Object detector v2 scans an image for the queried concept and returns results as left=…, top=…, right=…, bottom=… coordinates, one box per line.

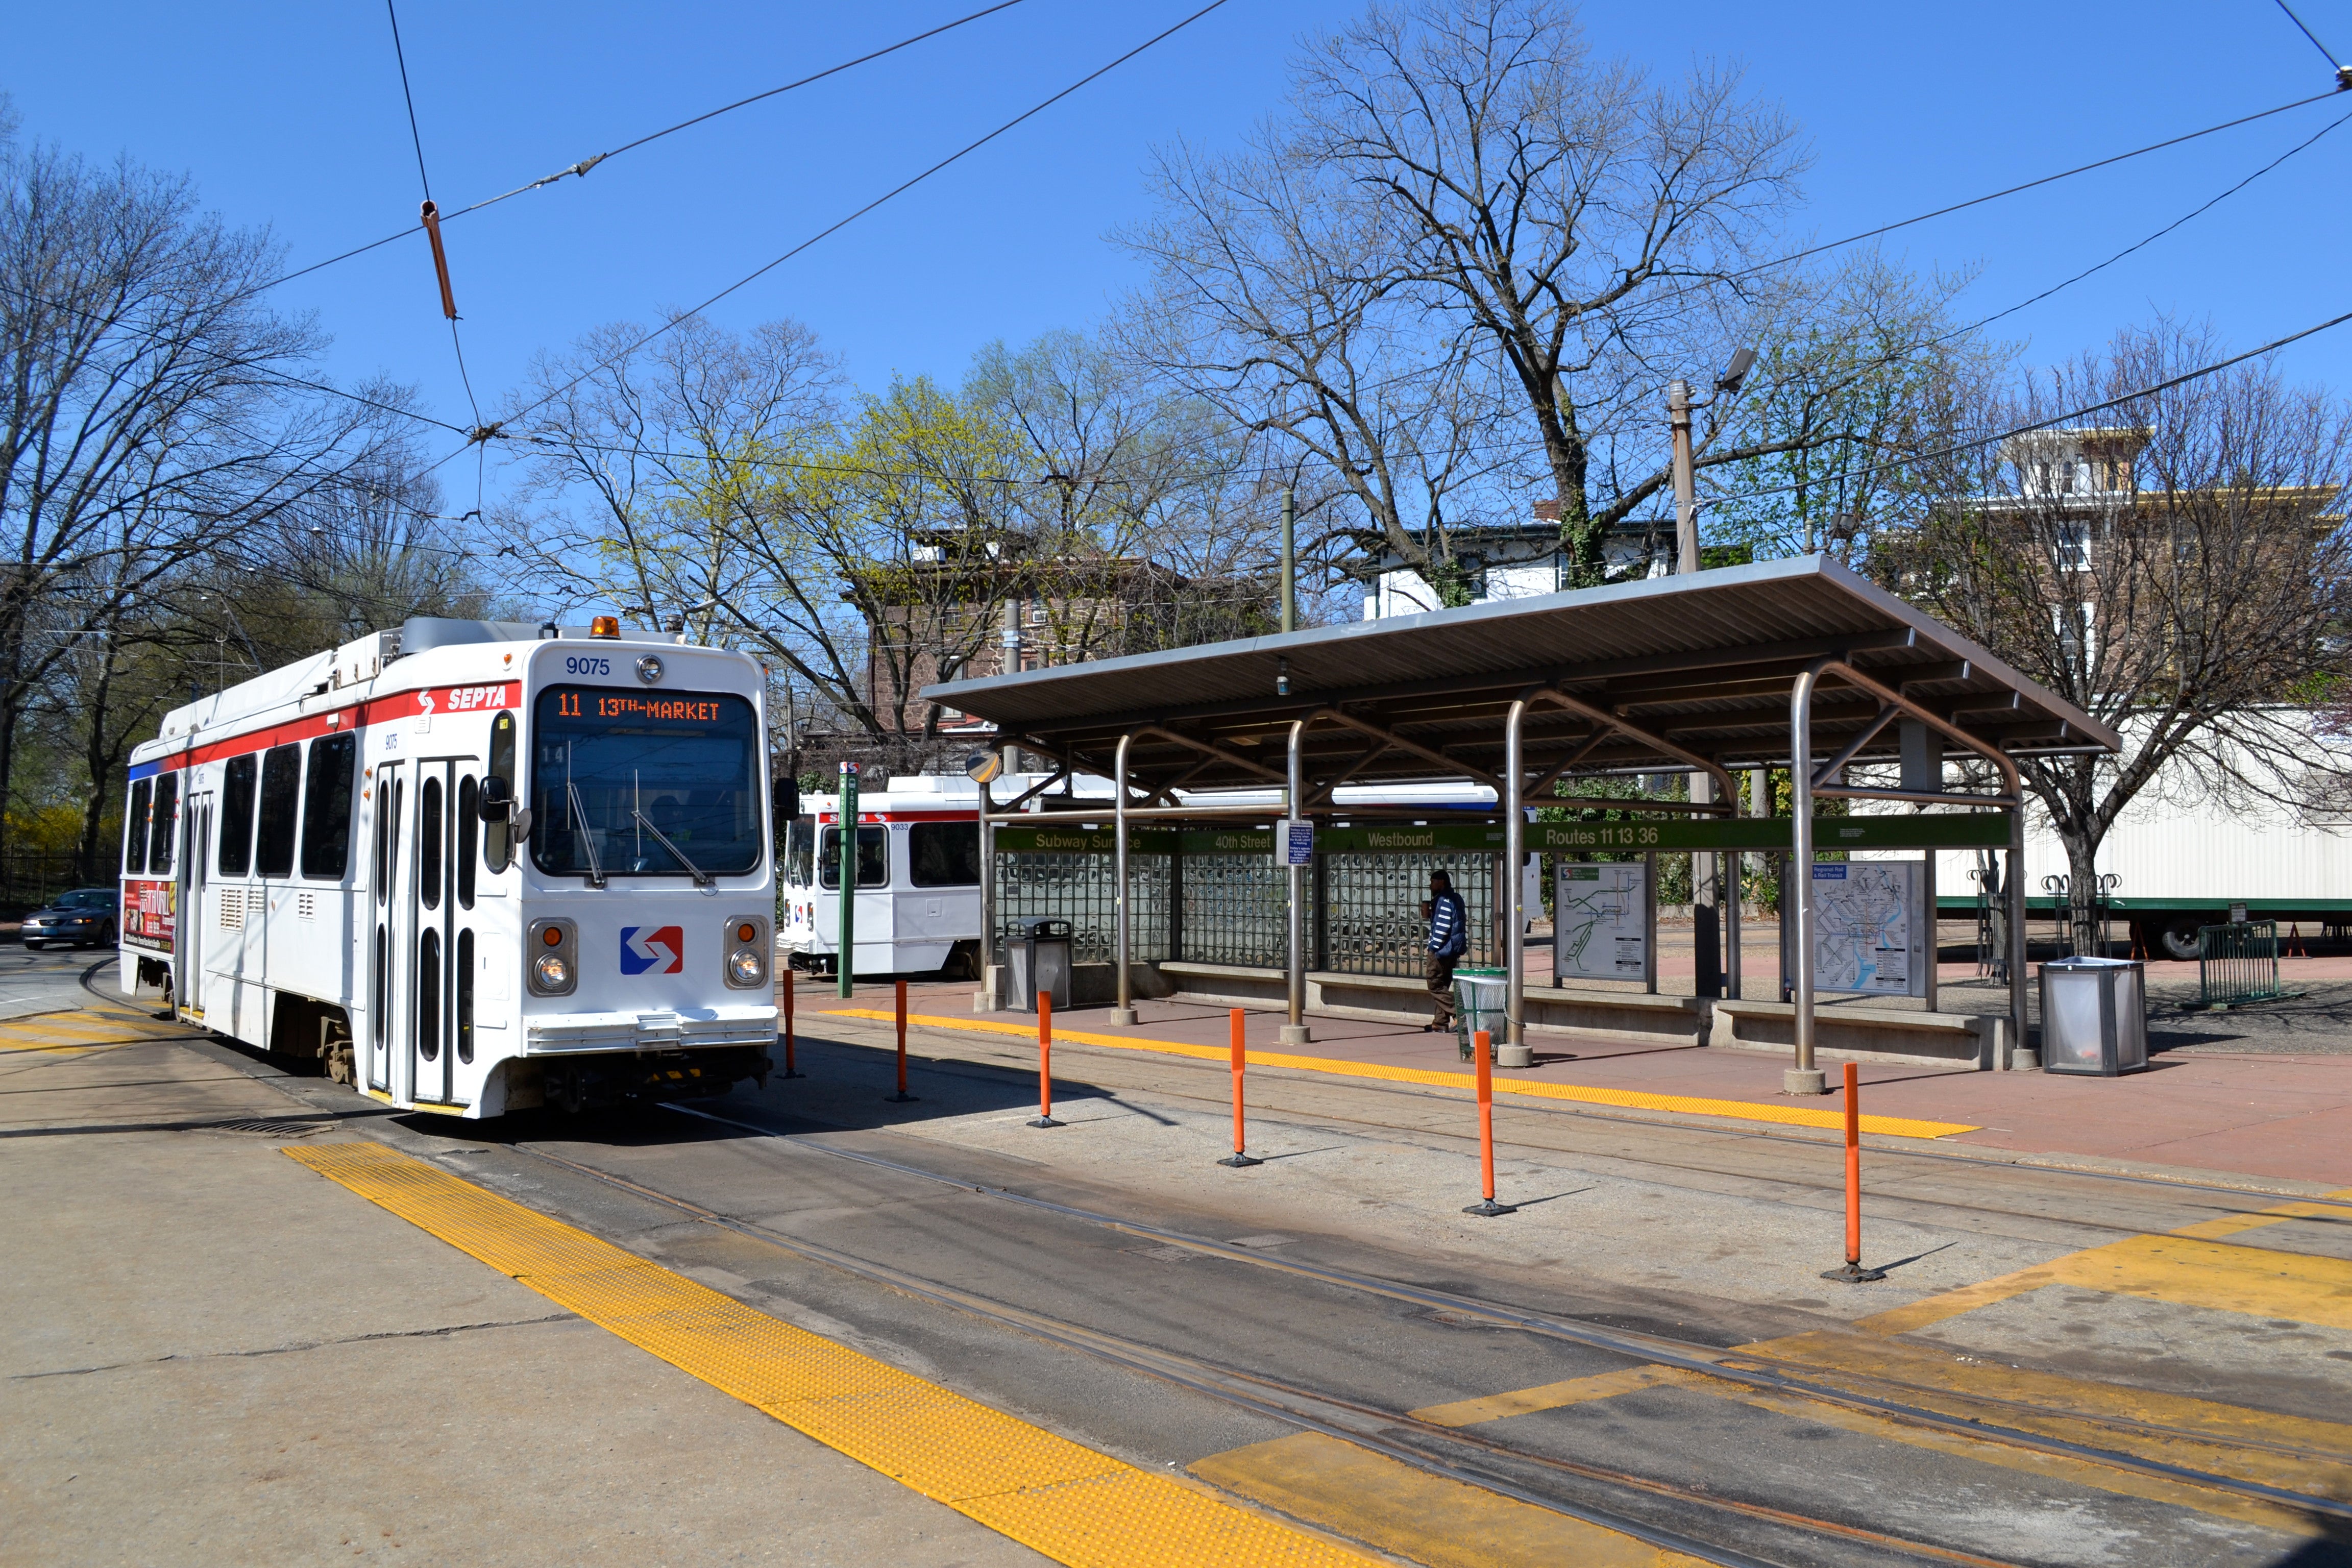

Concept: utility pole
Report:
left=1280, top=487, right=1297, bottom=635
left=1670, top=378, right=1721, bottom=999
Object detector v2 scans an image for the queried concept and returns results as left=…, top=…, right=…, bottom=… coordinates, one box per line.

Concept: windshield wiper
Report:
left=632, top=807, right=713, bottom=888
left=567, top=782, right=607, bottom=888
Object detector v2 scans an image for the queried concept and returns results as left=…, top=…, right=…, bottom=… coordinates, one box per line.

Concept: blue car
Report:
left=21, top=888, right=120, bottom=950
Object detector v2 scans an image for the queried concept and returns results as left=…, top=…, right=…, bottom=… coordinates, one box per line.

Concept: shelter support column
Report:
left=1113, top=733, right=1137, bottom=1025
left=2008, top=806, right=2031, bottom=1068
left=1500, top=697, right=1532, bottom=1068
left=1282, top=720, right=1311, bottom=1045
left=1787, top=664, right=1828, bottom=1095
left=977, top=774, right=998, bottom=1011
left=1693, top=772, right=1721, bottom=999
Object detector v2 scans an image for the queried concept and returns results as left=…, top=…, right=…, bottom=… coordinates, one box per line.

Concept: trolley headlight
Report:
left=722, top=914, right=770, bottom=988
left=527, top=918, right=578, bottom=995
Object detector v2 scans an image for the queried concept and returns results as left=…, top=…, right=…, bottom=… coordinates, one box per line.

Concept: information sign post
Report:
left=836, top=762, right=857, bottom=999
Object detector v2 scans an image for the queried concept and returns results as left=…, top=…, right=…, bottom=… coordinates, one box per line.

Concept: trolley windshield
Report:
left=530, top=685, right=763, bottom=879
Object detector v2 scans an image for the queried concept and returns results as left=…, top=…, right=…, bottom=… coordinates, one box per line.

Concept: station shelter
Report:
left=924, top=556, right=2119, bottom=1092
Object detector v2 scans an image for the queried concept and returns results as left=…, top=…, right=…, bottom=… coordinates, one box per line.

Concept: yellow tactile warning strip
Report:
left=821, top=1008, right=1980, bottom=1139
left=282, top=1142, right=1380, bottom=1568
left=1191, top=1431, right=1708, bottom=1567
left=0, top=1006, right=193, bottom=1055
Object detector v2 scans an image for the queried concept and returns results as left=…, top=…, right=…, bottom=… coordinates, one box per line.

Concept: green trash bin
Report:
left=1453, top=967, right=1508, bottom=1061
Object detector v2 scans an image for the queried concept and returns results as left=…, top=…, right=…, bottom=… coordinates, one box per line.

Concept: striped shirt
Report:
left=1427, top=890, right=1467, bottom=956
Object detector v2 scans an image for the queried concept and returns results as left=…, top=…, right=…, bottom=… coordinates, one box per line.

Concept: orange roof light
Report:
left=590, top=616, right=621, bottom=640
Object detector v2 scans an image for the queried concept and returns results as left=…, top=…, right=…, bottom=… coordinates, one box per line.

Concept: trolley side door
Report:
left=410, top=760, right=457, bottom=1107
left=369, top=765, right=405, bottom=1095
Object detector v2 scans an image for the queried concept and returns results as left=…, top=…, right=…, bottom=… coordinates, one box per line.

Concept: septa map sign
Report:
left=1795, top=860, right=1928, bottom=997
left=1553, top=862, right=1647, bottom=982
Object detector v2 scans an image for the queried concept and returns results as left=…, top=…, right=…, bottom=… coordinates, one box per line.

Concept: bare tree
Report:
left=498, top=311, right=843, bottom=644
left=1131, top=0, right=1919, bottom=591
left=1875, top=320, right=2352, bottom=952
left=0, top=111, right=400, bottom=858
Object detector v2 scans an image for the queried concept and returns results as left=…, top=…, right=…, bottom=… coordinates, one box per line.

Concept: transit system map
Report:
left=1553, top=862, right=1648, bottom=982
left=1806, top=861, right=1923, bottom=996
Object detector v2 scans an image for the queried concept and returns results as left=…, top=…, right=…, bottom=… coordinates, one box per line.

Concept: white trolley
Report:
left=119, top=617, right=778, bottom=1117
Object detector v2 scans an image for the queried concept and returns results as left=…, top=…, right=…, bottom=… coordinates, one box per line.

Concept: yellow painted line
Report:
left=1407, top=1344, right=2344, bottom=1531
left=1736, top=1330, right=2352, bottom=1485
left=1853, top=1175, right=2352, bottom=1335
left=2168, top=1200, right=2352, bottom=1240
left=1191, top=1431, right=1707, bottom=1567
left=0, top=1043, right=90, bottom=1056
left=1410, top=1366, right=1685, bottom=1428
left=822, top=1009, right=1979, bottom=1140
left=284, top=1142, right=1376, bottom=1568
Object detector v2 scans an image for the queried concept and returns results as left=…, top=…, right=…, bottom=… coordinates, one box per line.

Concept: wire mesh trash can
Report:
left=1012, top=919, right=1073, bottom=1014
left=1453, top=967, right=1508, bottom=1061
left=2038, top=957, right=2148, bottom=1075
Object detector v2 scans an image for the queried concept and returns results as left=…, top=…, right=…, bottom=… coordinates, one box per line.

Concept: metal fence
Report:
left=993, top=844, right=1498, bottom=976
left=2196, top=921, right=2290, bottom=1010
left=995, top=851, right=1171, bottom=965
left=1322, top=851, right=1498, bottom=976
left=0, top=854, right=93, bottom=915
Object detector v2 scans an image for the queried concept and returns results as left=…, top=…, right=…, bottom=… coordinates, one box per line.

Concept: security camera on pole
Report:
left=1669, top=349, right=1754, bottom=1004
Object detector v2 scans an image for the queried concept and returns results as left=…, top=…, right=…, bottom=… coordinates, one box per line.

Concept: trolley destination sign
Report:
left=992, top=813, right=2012, bottom=857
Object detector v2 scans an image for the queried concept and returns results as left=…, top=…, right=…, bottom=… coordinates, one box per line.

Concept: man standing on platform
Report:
left=1422, top=869, right=1467, bottom=1033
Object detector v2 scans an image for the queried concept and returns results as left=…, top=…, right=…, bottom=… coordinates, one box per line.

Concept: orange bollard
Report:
left=1822, top=1062, right=1883, bottom=1282
left=884, top=978, right=917, bottom=1103
left=1218, top=1008, right=1260, bottom=1167
left=1463, top=1028, right=1513, bottom=1216
left=778, top=967, right=803, bottom=1079
left=1028, top=991, right=1061, bottom=1127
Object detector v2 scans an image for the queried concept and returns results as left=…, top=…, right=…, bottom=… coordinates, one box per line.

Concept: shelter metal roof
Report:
left=924, top=556, right=2118, bottom=800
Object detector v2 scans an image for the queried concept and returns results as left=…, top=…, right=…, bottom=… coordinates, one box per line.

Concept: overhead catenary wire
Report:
left=1702, top=305, right=2352, bottom=507
left=479, top=0, right=1237, bottom=447
left=2273, top=0, right=2346, bottom=72
left=255, top=1, right=1036, bottom=299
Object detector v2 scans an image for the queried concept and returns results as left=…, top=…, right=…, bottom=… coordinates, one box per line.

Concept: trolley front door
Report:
left=179, top=795, right=212, bottom=1023
left=368, top=765, right=405, bottom=1095
left=408, top=761, right=459, bottom=1107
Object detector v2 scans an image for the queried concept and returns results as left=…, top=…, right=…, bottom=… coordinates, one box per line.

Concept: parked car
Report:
left=21, top=888, right=119, bottom=950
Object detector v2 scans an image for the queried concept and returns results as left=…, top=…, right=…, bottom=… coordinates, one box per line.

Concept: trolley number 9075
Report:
left=562, top=655, right=611, bottom=677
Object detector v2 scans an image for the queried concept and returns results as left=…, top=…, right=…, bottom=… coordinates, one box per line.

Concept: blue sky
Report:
left=9, top=0, right=2350, bottom=483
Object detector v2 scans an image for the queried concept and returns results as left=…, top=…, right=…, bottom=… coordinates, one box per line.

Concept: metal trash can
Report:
left=2038, top=956, right=2148, bottom=1075
left=1011, top=919, right=1073, bottom=1014
left=1452, top=967, right=1508, bottom=1061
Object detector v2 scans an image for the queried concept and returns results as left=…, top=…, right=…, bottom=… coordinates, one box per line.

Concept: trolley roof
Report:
left=924, top=555, right=2118, bottom=795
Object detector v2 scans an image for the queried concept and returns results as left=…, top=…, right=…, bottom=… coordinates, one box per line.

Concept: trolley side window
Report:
left=455, top=776, right=478, bottom=908
left=254, top=745, right=302, bottom=877
left=817, top=825, right=888, bottom=888
left=299, top=733, right=357, bottom=879
left=784, top=817, right=814, bottom=887
left=123, top=778, right=152, bottom=875
left=147, top=772, right=180, bottom=876
left=217, top=755, right=258, bottom=876
left=908, top=821, right=980, bottom=887
left=484, top=712, right=515, bottom=873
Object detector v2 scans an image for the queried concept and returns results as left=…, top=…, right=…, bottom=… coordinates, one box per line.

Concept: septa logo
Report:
left=620, top=925, right=684, bottom=975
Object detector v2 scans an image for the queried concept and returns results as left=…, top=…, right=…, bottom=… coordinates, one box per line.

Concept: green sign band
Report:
left=994, top=813, right=2012, bottom=856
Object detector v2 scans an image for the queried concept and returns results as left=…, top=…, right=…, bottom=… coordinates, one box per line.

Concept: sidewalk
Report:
left=0, top=1021, right=1048, bottom=1567
left=844, top=976, right=2352, bottom=1188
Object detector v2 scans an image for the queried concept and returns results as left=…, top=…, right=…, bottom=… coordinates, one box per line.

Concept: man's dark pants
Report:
left=1426, top=950, right=1459, bottom=1029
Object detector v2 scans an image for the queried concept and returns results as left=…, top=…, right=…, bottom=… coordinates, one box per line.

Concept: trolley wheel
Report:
left=2160, top=916, right=2207, bottom=962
